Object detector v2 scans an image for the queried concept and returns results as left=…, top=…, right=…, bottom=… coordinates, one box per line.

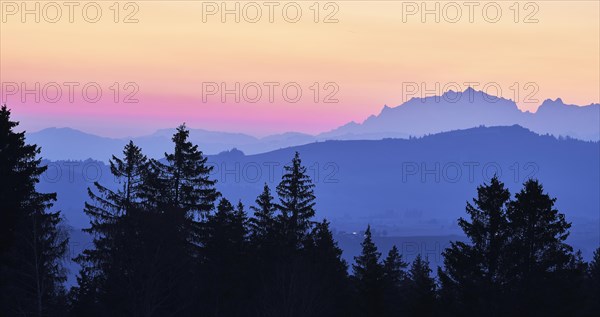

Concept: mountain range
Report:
left=27, top=88, right=599, bottom=161
left=322, top=88, right=599, bottom=141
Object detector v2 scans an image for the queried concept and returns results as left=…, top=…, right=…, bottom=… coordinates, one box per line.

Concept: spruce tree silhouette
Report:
left=276, top=151, right=316, bottom=250
left=305, top=219, right=350, bottom=317
left=382, top=245, right=408, bottom=317
left=71, top=141, right=161, bottom=316
left=352, top=225, right=384, bottom=317
left=439, top=176, right=511, bottom=317
left=254, top=152, right=324, bottom=317
left=148, top=124, right=221, bottom=315
left=249, top=183, right=278, bottom=250
left=247, top=184, right=281, bottom=316
left=72, top=126, right=222, bottom=316
left=0, top=105, right=68, bottom=316
left=201, top=198, right=250, bottom=317
left=440, top=177, right=586, bottom=317
left=406, top=255, right=436, bottom=317
left=156, top=124, right=220, bottom=217
left=585, top=248, right=600, bottom=313
left=505, top=179, right=579, bottom=316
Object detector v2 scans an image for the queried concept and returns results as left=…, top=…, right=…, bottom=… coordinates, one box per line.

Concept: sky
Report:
left=1, top=0, right=599, bottom=137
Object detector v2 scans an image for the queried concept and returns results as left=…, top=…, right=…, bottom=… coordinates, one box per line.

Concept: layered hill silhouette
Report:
left=320, top=88, right=599, bottom=141
left=27, top=127, right=317, bottom=161
left=28, top=88, right=599, bottom=161
left=37, top=125, right=599, bottom=259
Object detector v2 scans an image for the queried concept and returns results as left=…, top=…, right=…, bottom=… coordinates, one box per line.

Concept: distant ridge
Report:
left=320, top=88, right=599, bottom=141
left=27, top=88, right=599, bottom=161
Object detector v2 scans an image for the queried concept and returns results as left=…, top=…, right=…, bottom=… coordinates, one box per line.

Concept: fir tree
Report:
left=276, top=151, right=316, bottom=249
left=72, top=141, right=152, bottom=315
left=352, top=225, right=384, bottom=317
left=157, top=124, right=219, bottom=218
left=254, top=153, right=322, bottom=317
left=585, top=248, right=600, bottom=313
left=249, top=183, right=278, bottom=249
left=439, top=176, right=510, bottom=316
left=201, top=198, right=250, bottom=317
left=306, top=220, right=350, bottom=317
left=0, top=105, right=68, bottom=316
left=382, top=245, right=408, bottom=317
left=505, top=179, right=577, bottom=316
left=158, top=125, right=222, bottom=314
left=383, top=245, right=408, bottom=290
left=310, top=220, right=347, bottom=277
left=589, top=247, right=600, bottom=288
left=110, top=141, right=149, bottom=209
left=406, top=255, right=436, bottom=317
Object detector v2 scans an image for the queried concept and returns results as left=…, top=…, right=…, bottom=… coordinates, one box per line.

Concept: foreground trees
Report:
left=69, top=126, right=349, bottom=317
left=71, top=125, right=221, bottom=316
left=439, top=177, right=589, bottom=317
left=2, top=107, right=599, bottom=316
left=438, top=176, right=511, bottom=316
left=0, top=106, right=68, bottom=316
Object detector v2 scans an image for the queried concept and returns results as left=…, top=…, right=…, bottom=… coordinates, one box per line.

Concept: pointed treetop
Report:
left=383, top=245, right=408, bottom=282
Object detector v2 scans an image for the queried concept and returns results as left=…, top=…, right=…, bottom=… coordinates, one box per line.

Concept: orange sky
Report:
left=1, top=1, right=599, bottom=137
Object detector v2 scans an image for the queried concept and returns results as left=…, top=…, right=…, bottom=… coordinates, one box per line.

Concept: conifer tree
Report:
left=249, top=183, right=278, bottom=249
left=155, top=125, right=221, bottom=314
left=72, top=141, right=151, bottom=315
left=589, top=247, right=600, bottom=288
left=0, top=105, right=68, bottom=316
left=406, top=255, right=436, bottom=317
left=276, top=151, right=316, bottom=249
left=201, top=198, right=250, bottom=317
left=254, top=152, right=322, bottom=317
left=247, top=185, right=280, bottom=316
left=157, top=124, right=219, bottom=218
left=305, top=220, right=350, bottom=317
left=382, top=245, right=408, bottom=317
left=504, top=179, right=577, bottom=316
left=439, top=176, right=510, bottom=316
left=80, top=140, right=148, bottom=259
left=234, top=201, right=249, bottom=246
left=585, top=248, right=600, bottom=313
left=352, top=225, right=384, bottom=317
left=383, top=245, right=408, bottom=290
left=310, top=220, right=347, bottom=277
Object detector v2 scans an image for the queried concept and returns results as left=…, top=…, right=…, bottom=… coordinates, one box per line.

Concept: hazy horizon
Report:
left=10, top=90, right=599, bottom=139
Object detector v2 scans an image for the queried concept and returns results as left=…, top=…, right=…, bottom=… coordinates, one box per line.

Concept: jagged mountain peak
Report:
left=322, top=89, right=598, bottom=141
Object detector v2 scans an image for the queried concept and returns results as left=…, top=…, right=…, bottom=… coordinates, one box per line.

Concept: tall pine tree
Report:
left=71, top=141, right=153, bottom=316
left=505, top=179, right=578, bottom=316
left=276, top=151, right=316, bottom=250
left=249, top=183, right=278, bottom=250
left=382, top=245, right=408, bottom=317
left=439, top=176, right=511, bottom=317
left=584, top=248, right=600, bottom=314
left=157, top=124, right=219, bottom=218
left=200, top=198, right=249, bottom=317
left=254, top=152, right=323, bottom=317
left=406, top=255, right=436, bottom=317
left=0, top=105, right=68, bottom=316
left=152, top=124, right=221, bottom=314
left=352, top=226, right=384, bottom=317
left=305, top=220, right=350, bottom=317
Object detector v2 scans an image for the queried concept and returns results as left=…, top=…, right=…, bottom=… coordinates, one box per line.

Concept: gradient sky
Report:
left=1, top=0, right=599, bottom=137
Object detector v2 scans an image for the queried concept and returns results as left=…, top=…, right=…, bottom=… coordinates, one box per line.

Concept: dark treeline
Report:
left=1, top=105, right=599, bottom=317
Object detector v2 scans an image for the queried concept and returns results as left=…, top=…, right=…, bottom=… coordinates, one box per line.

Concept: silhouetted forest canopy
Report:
left=1, top=105, right=599, bottom=316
